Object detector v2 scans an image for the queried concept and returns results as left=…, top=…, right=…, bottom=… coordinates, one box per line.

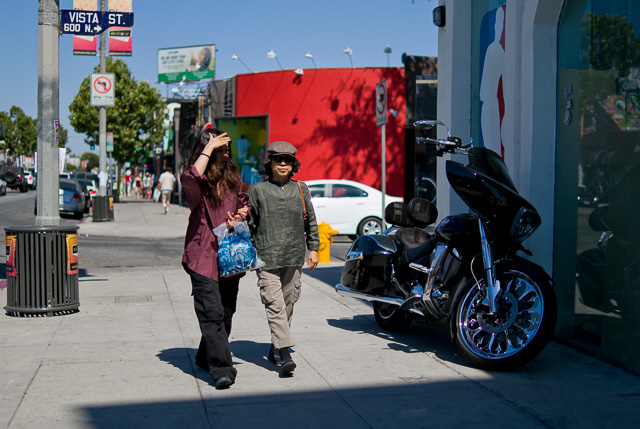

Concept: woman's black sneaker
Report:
left=215, top=375, right=234, bottom=389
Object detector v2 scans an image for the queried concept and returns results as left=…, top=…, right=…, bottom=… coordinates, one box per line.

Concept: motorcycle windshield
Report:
left=446, top=147, right=539, bottom=227
left=467, top=147, right=517, bottom=192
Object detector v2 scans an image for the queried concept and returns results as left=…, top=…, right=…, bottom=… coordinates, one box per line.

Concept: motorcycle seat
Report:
left=395, top=227, right=432, bottom=265
left=384, top=198, right=437, bottom=228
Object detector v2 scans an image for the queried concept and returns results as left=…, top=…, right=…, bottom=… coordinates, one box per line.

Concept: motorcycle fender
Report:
left=447, top=257, right=553, bottom=342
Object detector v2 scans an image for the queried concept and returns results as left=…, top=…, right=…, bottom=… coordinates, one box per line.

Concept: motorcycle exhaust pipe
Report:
left=335, top=284, right=404, bottom=306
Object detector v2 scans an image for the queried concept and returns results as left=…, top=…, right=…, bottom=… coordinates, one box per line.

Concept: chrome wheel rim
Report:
left=362, top=220, right=381, bottom=235
left=457, top=271, right=544, bottom=359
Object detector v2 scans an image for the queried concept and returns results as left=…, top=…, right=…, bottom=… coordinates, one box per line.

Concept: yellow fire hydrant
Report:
left=318, top=222, right=339, bottom=263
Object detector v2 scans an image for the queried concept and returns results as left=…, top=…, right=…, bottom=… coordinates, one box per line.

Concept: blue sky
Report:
left=0, top=0, right=439, bottom=156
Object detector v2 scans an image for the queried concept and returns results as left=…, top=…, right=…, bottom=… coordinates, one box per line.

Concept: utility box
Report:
left=4, top=225, right=80, bottom=316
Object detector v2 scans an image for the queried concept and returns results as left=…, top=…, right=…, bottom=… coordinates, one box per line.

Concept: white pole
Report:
left=381, top=124, right=386, bottom=231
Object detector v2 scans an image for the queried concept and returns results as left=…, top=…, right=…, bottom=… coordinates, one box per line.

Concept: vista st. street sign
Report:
left=59, top=10, right=134, bottom=35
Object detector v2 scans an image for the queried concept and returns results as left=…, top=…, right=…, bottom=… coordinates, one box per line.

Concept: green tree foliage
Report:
left=80, top=152, right=99, bottom=171
left=0, top=106, right=36, bottom=156
left=69, top=58, right=167, bottom=165
left=0, top=107, right=68, bottom=157
left=581, top=12, right=640, bottom=76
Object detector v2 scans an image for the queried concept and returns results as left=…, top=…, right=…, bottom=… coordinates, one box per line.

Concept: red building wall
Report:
left=235, top=67, right=406, bottom=197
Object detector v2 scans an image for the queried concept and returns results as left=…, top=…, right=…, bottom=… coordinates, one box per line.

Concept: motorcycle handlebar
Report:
left=414, top=119, right=473, bottom=156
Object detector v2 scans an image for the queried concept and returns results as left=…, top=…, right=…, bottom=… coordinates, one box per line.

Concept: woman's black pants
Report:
left=189, top=270, right=239, bottom=382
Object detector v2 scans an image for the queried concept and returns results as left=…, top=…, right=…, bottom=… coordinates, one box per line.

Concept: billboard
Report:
left=72, top=0, right=97, bottom=55
left=108, top=0, right=133, bottom=56
left=158, top=45, right=215, bottom=82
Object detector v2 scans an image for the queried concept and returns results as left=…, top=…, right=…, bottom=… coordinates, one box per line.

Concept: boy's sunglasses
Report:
left=271, top=155, right=295, bottom=164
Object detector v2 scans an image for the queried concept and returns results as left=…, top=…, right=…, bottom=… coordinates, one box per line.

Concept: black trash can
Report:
left=92, top=195, right=114, bottom=222
left=4, top=225, right=80, bottom=316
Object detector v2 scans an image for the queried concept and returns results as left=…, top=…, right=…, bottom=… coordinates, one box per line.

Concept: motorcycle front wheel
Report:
left=453, top=264, right=557, bottom=370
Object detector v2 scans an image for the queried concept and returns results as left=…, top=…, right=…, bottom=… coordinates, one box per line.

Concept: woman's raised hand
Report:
left=207, top=132, right=231, bottom=152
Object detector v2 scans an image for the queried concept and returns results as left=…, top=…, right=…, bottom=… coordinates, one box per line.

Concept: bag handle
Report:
left=297, top=182, right=308, bottom=221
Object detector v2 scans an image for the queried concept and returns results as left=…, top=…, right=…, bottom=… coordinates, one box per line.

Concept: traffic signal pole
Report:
left=36, top=0, right=60, bottom=226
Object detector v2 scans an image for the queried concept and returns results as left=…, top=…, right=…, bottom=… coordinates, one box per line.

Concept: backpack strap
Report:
left=297, top=181, right=308, bottom=221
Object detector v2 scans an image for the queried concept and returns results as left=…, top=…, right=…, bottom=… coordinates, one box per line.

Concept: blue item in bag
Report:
left=213, top=220, right=265, bottom=278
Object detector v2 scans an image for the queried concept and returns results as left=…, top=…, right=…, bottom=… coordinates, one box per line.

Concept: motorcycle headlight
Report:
left=511, top=207, right=541, bottom=243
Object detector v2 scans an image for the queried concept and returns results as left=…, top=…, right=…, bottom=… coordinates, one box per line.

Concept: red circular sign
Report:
left=93, top=76, right=112, bottom=94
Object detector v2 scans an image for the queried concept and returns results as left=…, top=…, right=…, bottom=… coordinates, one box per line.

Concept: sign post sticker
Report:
left=376, top=80, right=387, bottom=127
left=91, top=73, right=115, bottom=107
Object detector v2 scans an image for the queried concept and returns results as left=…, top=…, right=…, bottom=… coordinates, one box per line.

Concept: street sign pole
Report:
left=376, top=81, right=387, bottom=231
left=98, top=0, right=107, bottom=197
left=36, top=0, right=60, bottom=226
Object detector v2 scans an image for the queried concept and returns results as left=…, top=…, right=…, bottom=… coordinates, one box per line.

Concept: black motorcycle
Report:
left=336, top=120, right=557, bottom=370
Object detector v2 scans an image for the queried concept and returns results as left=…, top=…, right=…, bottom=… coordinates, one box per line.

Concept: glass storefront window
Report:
left=556, top=0, right=640, bottom=371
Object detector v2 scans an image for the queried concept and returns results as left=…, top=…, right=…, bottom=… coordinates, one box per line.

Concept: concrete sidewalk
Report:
left=1, top=198, right=640, bottom=428
left=77, top=196, right=190, bottom=240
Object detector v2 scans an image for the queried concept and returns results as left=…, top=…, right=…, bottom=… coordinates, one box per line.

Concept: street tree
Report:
left=69, top=58, right=167, bottom=166
left=80, top=151, right=99, bottom=171
left=0, top=106, right=68, bottom=160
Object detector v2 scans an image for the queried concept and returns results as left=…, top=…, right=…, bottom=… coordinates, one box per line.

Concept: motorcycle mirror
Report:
left=414, top=120, right=447, bottom=130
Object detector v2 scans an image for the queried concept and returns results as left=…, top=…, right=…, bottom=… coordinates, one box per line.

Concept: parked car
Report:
left=0, top=165, right=29, bottom=193
left=72, top=171, right=100, bottom=184
left=304, top=179, right=404, bottom=237
left=0, top=177, right=6, bottom=196
left=24, top=170, right=36, bottom=189
left=59, top=178, right=86, bottom=218
left=75, top=179, right=93, bottom=214
left=35, top=178, right=86, bottom=219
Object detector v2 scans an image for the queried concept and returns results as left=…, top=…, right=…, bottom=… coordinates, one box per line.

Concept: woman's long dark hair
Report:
left=188, top=126, right=239, bottom=207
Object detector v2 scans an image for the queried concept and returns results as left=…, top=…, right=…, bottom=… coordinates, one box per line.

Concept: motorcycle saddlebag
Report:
left=340, top=234, right=397, bottom=293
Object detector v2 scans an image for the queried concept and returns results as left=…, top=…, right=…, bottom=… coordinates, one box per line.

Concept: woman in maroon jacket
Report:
left=181, top=125, right=250, bottom=389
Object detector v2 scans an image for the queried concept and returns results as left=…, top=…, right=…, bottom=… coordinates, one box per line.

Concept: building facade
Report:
left=437, top=0, right=640, bottom=371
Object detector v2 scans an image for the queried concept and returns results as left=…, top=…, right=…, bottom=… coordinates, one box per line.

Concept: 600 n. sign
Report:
left=60, top=10, right=134, bottom=35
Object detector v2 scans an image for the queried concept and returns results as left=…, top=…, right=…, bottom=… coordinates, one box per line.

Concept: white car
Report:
left=24, top=170, right=36, bottom=189
left=304, top=179, right=403, bottom=237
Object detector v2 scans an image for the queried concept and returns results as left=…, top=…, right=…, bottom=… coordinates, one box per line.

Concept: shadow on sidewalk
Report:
left=327, top=313, right=468, bottom=366
left=156, top=347, right=215, bottom=386
left=156, top=341, right=283, bottom=382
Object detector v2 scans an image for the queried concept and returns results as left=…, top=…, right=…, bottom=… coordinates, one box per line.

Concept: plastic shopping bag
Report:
left=152, top=188, right=161, bottom=202
left=213, top=220, right=265, bottom=278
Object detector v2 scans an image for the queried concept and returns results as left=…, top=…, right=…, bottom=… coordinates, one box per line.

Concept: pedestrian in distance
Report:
left=248, top=141, right=320, bottom=375
left=134, top=173, right=143, bottom=199
left=142, top=172, right=152, bottom=200
left=181, top=125, right=250, bottom=389
left=158, top=167, right=176, bottom=214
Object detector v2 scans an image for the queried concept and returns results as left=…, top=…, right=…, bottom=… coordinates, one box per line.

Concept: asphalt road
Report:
left=0, top=190, right=353, bottom=271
